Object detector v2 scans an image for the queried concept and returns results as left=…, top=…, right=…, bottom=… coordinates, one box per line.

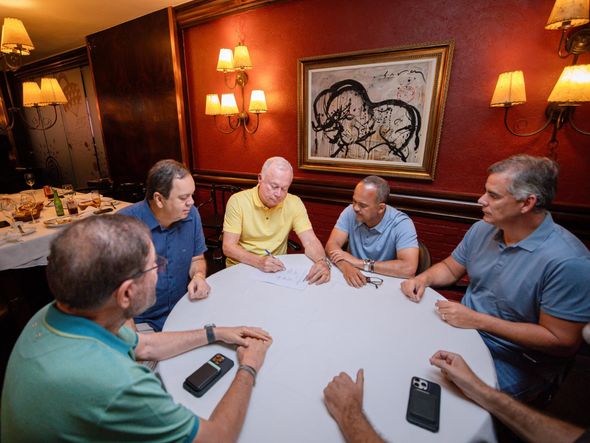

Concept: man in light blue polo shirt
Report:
left=119, top=159, right=209, bottom=331
left=326, top=175, right=419, bottom=287
left=1, top=215, right=272, bottom=442
left=401, top=155, right=590, bottom=403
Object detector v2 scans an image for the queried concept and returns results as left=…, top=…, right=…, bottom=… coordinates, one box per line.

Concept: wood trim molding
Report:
left=14, top=47, right=88, bottom=80
left=192, top=169, right=590, bottom=241
left=175, top=0, right=285, bottom=28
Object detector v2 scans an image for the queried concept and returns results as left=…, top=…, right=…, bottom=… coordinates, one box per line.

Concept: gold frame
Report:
left=298, top=41, right=454, bottom=180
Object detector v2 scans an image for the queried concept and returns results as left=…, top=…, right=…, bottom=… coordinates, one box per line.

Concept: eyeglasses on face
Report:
left=130, top=255, right=168, bottom=280
left=366, top=276, right=383, bottom=289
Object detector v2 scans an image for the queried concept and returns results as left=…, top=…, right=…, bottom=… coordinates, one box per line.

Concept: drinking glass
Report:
left=24, top=172, right=35, bottom=190
left=91, top=191, right=102, bottom=208
left=0, top=197, right=17, bottom=229
left=20, top=192, right=38, bottom=223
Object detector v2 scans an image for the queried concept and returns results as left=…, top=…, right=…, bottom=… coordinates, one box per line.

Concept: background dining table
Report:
left=160, top=254, right=499, bottom=443
left=0, top=189, right=130, bottom=271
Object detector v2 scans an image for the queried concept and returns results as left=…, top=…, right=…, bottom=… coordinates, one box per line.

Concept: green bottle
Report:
left=53, top=188, right=64, bottom=217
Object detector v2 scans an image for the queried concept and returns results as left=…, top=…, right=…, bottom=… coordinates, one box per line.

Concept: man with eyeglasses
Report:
left=119, top=159, right=209, bottom=332
left=222, top=156, right=330, bottom=284
left=1, top=215, right=273, bottom=442
left=325, top=175, right=419, bottom=288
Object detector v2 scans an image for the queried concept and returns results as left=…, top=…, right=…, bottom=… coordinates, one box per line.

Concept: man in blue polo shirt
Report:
left=119, top=159, right=209, bottom=331
left=401, top=155, right=590, bottom=403
left=325, top=175, right=419, bottom=287
left=1, top=215, right=272, bottom=442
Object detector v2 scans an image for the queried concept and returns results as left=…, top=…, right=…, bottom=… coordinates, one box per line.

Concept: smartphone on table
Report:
left=183, top=353, right=234, bottom=398
left=406, top=376, right=441, bottom=432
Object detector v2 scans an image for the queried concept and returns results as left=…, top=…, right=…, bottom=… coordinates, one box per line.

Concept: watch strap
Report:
left=205, top=324, right=216, bottom=344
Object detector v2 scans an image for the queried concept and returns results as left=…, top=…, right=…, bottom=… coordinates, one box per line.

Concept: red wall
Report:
left=184, top=0, right=590, bottom=206
left=185, top=0, right=590, bottom=264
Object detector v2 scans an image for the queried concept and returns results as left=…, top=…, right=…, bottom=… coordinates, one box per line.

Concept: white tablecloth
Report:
left=0, top=189, right=130, bottom=271
left=160, top=254, right=498, bottom=443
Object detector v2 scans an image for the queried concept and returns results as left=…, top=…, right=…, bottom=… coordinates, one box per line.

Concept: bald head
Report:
left=257, top=157, right=293, bottom=208
left=260, top=156, right=293, bottom=179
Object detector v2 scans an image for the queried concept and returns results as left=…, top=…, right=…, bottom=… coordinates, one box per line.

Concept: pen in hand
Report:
left=264, top=249, right=274, bottom=258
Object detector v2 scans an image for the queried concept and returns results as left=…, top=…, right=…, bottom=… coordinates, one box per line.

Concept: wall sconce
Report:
left=545, top=0, right=590, bottom=61
left=0, top=17, right=68, bottom=134
left=205, top=43, right=267, bottom=134
left=491, top=0, right=589, bottom=145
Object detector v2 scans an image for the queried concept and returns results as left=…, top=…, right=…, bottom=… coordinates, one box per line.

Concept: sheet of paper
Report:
left=252, top=266, right=309, bottom=290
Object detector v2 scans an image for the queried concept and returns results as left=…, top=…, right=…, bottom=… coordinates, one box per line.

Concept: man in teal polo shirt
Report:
left=1, top=215, right=272, bottom=442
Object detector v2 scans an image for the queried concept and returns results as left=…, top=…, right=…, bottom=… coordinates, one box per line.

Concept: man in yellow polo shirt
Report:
left=222, top=156, right=330, bottom=284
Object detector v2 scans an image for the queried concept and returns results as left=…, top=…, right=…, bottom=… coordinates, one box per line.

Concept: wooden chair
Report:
left=416, top=240, right=432, bottom=274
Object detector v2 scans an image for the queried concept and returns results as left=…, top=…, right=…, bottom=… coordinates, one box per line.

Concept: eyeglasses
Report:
left=130, top=255, right=168, bottom=280
left=366, top=276, right=383, bottom=289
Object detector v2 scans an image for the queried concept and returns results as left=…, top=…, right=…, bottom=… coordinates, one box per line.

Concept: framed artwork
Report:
left=298, top=41, right=454, bottom=180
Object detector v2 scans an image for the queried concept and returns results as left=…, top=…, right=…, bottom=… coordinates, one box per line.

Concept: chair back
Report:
left=417, top=240, right=432, bottom=274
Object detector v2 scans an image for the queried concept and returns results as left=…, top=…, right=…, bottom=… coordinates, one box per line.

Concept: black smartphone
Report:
left=183, top=353, right=234, bottom=398
left=406, top=376, right=441, bottom=432
left=94, top=208, right=113, bottom=215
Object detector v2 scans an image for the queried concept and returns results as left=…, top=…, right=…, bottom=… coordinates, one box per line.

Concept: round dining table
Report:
left=160, top=254, right=498, bottom=443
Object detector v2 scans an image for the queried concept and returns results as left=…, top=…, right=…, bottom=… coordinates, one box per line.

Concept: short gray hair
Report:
left=361, top=175, right=390, bottom=204
left=488, top=155, right=559, bottom=209
left=47, top=215, right=152, bottom=310
left=260, top=156, right=293, bottom=178
left=145, top=159, right=190, bottom=200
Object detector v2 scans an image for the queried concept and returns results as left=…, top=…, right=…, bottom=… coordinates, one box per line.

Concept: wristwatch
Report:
left=205, top=323, right=216, bottom=344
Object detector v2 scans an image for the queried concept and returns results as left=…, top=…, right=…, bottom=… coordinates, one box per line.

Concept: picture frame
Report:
left=298, top=41, right=454, bottom=180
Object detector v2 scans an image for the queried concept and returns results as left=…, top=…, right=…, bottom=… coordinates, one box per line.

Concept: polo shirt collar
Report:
left=496, top=212, right=554, bottom=252
left=135, top=199, right=194, bottom=231
left=252, top=185, right=284, bottom=210
left=354, top=206, right=389, bottom=234
left=44, top=303, right=136, bottom=357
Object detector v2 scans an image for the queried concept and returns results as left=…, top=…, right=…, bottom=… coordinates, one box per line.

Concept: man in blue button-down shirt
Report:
left=401, top=155, right=590, bottom=404
left=119, top=159, right=209, bottom=331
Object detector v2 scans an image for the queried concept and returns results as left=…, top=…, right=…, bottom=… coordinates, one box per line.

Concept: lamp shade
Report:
left=248, top=90, right=267, bottom=113
left=205, top=94, right=221, bottom=115
left=40, top=78, right=67, bottom=105
left=1, top=18, right=34, bottom=55
left=220, top=93, right=239, bottom=115
left=547, top=64, right=590, bottom=103
left=22, top=81, right=42, bottom=107
left=233, top=44, right=252, bottom=70
left=545, top=0, right=589, bottom=30
left=216, top=48, right=234, bottom=72
left=490, top=71, right=527, bottom=107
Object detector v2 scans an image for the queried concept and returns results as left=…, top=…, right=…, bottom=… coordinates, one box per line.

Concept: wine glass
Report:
left=0, top=197, right=17, bottom=230
left=24, top=172, right=35, bottom=190
left=20, top=192, right=37, bottom=224
left=91, top=190, right=102, bottom=208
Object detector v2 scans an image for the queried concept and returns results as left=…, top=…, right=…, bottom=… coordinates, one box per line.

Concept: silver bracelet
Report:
left=238, top=364, right=257, bottom=385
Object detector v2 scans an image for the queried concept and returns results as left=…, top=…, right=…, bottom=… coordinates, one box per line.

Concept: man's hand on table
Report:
left=237, top=336, right=273, bottom=373
left=216, top=326, right=271, bottom=347
left=187, top=274, right=211, bottom=300
left=306, top=259, right=331, bottom=285
left=430, top=350, right=490, bottom=403
left=323, top=369, right=364, bottom=424
left=258, top=255, right=286, bottom=273
left=340, top=261, right=368, bottom=288
left=435, top=300, right=480, bottom=328
left=400, top=276, right=428, bottom=302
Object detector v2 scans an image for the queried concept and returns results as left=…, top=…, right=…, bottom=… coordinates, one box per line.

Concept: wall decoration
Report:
left=298, top=41, right=454, bottom=180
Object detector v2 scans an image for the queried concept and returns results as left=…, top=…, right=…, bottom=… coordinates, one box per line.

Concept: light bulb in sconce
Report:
left=22, top=81, right=42, bottom=107
left=233, top=44, right=252, bottom=70
left=547, top=64, right=590, bottom=104
left=248, top=90, right=267, bottom=113
left=490, top=71, right=527, bottom=107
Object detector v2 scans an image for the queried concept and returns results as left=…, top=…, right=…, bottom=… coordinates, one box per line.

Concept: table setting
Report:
left=0, top=186, right=130, bottom=271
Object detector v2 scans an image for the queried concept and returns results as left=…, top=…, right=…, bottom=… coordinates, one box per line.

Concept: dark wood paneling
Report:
left=193, top=170, right=590, bottom=243
left=87, top=8, right=185, bottom=183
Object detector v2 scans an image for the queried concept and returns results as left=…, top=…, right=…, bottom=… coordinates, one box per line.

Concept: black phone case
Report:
left=406, top=376, right=441, bottom=432
left=183, top=353, right=234, bottom=398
